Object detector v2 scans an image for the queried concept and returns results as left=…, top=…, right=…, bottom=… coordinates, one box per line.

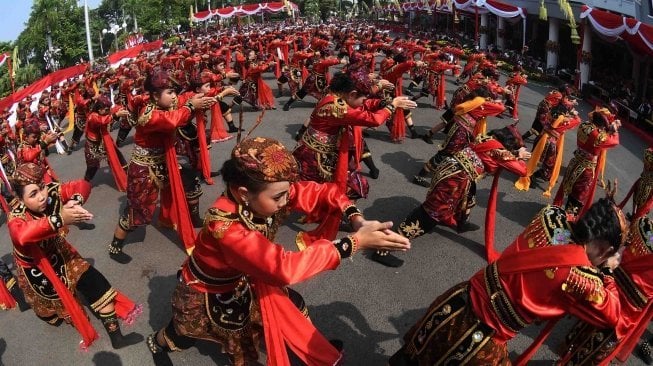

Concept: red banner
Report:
left=0, top=63, right=88, bottom=112
left=108, top=39, right=163, bottom=66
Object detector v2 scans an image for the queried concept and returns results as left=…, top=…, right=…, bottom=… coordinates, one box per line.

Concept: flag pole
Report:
left=84, top=0, right=94, bottom=64
left=7, top=56, right=14, bottom=94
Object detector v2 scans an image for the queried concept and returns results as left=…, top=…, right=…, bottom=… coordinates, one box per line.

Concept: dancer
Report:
left=147, top=137, right=410, bottom=366
left=8, top=163, right=143, bottom=350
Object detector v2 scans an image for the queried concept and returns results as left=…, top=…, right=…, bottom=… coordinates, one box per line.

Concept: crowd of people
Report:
left=0, top=18, right=651, bottom=366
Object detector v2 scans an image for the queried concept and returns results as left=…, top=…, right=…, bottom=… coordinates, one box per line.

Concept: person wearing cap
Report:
left=7, top=162, right=143, bottom=350
left=106, top=69, right=216, bottom=264
left=15, top=117, right=58, bottom=183
left=521, top=89, right=563, bottom=141
left=389, top=198, right=627, bottom=365
left=146, top=137, right=410, bottom=366
left=553, top=107, right=622, bottom=219
left=412, top=90, right=505, bottom=188
left=83, top=95, right=129, bottom=191
left=282, top=51, right=344, bottom=112
left=236, top=49, right=276, bottom=110
left=67, top=82, right=95, bottom=155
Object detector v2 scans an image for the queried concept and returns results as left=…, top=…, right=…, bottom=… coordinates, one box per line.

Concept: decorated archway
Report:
left=192, top=2, right=299, bottom=22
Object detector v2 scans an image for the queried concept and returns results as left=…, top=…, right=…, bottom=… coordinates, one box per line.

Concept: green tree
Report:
left=17, top=0, right=87, bottom=71
left=304, top=0, right=320, bottom=21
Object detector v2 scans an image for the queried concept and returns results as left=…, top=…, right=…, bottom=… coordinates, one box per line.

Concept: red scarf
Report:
left=255, top=280, right=342, bottom=365
left=101, top=128, right=127, bottom=192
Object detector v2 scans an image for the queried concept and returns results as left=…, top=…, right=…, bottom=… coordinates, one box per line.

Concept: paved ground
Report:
left=0, top=63, right=649, bottom=365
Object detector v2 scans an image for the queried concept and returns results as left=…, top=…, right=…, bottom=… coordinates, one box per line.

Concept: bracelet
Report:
left=185, top=101, right=195, bottom=114
left=344, top=205, right=362, bottom=222
left=349, top=234, right=359, bottom=254
left=332, top=235, right=357, bottom=259
left=48, top=213, right=64, bottom=231
left=70, top=193, right=85, bottom=205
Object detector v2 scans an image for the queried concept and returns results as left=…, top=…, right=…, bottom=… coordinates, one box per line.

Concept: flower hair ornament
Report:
left=231, top=137, right=298, bottom=183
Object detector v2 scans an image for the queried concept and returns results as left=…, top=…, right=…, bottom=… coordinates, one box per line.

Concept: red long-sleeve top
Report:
left=134, top=100, right=192, bottom=149
left=469, top=206, right=622, bottom=343
left=85, top=109, right=119, bottom=142
left=576, top=121, right=620, bottom=157
left=312, top=57, right=340, bottom=74
left=613, top=217, right=653, bottom=339
left=380, top=61, right=415, bottom=85
left=10, top=180, right=92, bottom=265
left=181, top=181, right=354, bottom=293
left=308, top=94, right=392, bottom=135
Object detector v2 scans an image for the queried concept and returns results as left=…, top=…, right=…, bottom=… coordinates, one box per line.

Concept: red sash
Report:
left=254, top=280, right=342, bottom=366
left=101, top=130, right=127, bottom=192
left=0, top=277, right=16, bottom=310
left=159, top=139, right=197, bottom=254
left=195, top=111, right=213, bottom=185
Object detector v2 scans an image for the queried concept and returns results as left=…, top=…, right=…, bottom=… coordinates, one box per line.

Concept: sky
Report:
left=0, top=0, right=103, bottom=43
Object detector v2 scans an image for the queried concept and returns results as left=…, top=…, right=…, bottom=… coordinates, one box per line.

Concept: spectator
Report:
left=636, top=97, right=652, bottom=125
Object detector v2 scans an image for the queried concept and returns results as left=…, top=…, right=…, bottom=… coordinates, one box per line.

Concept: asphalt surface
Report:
left=0, top=65, right=649, bottom=366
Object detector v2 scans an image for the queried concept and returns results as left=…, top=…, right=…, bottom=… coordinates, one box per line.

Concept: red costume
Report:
left=292, top=92, right=393, bottom=245
left=9, top=179, right=140, bottom=349
left=117, top=99, right=196, bottom=252
left=238, top=58, right=275, bottom=110
left=560, top=216, right=653, bottom=365
left=619, top=147, right=653, bottom=220
left=553, top=108, right=620, bottom=218
left=84, top=104, right=128, bottom=191
left=390, top=205, right=623, bottom=365
left=380, top=59, right=416, bottom=142
left=148, top=138, right=365, bottom=366
left=293, top=94, right=392, bottom=199
left=400, top=126, right=527, bottom=262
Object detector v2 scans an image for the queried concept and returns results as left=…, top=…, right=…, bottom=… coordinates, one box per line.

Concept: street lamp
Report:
left=103, top=24, right=123, bottom=52
left=100, top=30, right=105, bottom=55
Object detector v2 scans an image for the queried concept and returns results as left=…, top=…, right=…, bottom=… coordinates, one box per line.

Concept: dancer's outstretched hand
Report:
left=353, top=221, right=411, bottom=252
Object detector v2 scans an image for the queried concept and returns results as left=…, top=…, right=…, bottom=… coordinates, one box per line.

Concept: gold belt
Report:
left=484, top=262, right=529, bottom=333
left=131, top=152, right=165, bottom=166
left=301, top=128, right=338, bottom=155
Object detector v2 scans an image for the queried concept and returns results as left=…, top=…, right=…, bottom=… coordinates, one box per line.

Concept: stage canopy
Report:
left=580, top=5, right=653, bottom=57
left=192, top=2, right=299, bottom=22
